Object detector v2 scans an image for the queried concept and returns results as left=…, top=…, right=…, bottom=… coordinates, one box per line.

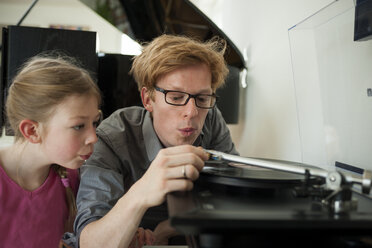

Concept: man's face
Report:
left=142, top=63, right=212, bottom=147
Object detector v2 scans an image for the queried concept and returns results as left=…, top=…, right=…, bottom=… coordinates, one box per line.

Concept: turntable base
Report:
left=167, top=162, right=372, bottom=248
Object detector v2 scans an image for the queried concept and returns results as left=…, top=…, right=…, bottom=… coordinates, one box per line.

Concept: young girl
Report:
left=0, top=55, right=102, bottom=247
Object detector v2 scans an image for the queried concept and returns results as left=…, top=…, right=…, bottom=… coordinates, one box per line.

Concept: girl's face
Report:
left=40, top=94, right=101, bottom=169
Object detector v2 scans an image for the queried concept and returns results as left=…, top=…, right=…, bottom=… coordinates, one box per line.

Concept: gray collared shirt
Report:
left=74, top=106, right=238, bottom=244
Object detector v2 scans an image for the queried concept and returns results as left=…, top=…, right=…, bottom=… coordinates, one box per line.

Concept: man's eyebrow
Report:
left=170, top=88, right=212, bottom=94
left=198, top=89, right=214, bottom=94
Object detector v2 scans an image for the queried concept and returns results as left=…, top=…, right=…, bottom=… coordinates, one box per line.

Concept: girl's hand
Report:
left=128, top=227, right=155, bottom=248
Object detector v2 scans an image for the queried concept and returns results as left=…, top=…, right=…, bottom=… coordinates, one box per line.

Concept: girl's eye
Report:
left=73, top=124, right=84, bottom=130
left=93, top=121, right=100, bottom=128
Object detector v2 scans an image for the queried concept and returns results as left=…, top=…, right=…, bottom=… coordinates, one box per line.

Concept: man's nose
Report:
left=183, top=97, right=199, bottom=118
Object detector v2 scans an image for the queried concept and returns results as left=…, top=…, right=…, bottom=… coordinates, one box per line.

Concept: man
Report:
left=75, top=34, right=239, bottom=247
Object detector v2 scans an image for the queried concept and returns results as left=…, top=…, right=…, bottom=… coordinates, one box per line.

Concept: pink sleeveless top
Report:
left=0, top=165, right=79, bottom=248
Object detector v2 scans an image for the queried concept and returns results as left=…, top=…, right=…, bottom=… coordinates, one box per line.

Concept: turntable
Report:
left=167, top=150, right=372, bottom=248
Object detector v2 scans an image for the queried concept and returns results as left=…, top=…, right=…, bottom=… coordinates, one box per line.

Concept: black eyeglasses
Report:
left=154, top=86, right=218, bottom=109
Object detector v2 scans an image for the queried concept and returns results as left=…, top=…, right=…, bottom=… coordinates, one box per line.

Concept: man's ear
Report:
left=19, top=119, right=41, bottom=143
left=141, top=87, right=153, bottom=112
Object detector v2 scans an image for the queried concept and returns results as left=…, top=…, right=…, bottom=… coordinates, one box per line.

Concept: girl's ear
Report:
left=141, top=87, right=153, bottom=112
left=18, top=119, right=41, bottom=143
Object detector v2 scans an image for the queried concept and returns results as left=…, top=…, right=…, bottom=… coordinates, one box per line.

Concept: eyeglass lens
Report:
left=166, top=91, right=215, bottom=108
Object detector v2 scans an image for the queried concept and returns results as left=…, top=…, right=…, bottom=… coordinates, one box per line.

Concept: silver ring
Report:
left=182, top=165, right=187, bottom=178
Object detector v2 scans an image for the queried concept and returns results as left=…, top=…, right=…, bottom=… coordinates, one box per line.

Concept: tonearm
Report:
left=205, top=149, right=372, bottom=214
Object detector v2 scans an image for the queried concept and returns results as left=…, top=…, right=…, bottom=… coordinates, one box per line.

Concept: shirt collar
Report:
left=142, top=111, right=205, bottom=161
left=143, top=111, right=163, bottom=162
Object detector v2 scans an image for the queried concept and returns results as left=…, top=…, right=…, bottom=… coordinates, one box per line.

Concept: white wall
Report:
left=191, top=0, right=334, bottom=163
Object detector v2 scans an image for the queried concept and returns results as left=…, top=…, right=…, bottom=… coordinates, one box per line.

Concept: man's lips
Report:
left=179, top=127, right=197, bottom=136
left=80, top=153, right=92, bottom=160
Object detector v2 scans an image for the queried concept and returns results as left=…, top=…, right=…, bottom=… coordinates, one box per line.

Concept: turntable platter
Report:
left=202, top=159, right=315, bottom=188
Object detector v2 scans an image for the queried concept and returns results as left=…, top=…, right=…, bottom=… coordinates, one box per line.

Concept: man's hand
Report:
left=131, top=145, right=209, bottom=209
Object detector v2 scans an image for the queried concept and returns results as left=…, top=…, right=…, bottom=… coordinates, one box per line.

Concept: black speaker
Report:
left=354, top=0, right=372, bottom=41
left=97, top=53, right=142, bottom=119
left=0, top=25, right=97, bottom=135
left=216, top=65, right=240, bottom=124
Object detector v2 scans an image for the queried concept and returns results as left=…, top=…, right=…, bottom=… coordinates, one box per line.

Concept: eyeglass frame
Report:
left=154, top=86, right=218, bottom=109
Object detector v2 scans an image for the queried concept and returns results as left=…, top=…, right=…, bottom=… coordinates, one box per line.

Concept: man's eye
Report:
left=171, top=96, right=184, bottom=101
left=197, top=96, right=210, bottom=103
left=168, top=93, right=186, bottom=102
left=73, top=124, right=84, bottom=130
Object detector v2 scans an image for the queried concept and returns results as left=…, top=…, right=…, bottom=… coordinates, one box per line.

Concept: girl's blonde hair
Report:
left=6, top=54, right=101, bottom=140
left=130, top=34, right=229, bottom=96
left=6, top=54, right=102, bottom=233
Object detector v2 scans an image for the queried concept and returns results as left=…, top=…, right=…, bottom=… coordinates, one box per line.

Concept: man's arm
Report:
left=77, top=145, right=208, bottom=248
left=79, top=183, right=148, bottom=247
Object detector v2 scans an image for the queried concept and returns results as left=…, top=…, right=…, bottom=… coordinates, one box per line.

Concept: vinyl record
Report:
left=201, top=159, right=313, bottom=188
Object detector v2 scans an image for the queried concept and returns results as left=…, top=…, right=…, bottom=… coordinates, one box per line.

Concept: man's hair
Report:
left=130, top=34, right=229, bottom=94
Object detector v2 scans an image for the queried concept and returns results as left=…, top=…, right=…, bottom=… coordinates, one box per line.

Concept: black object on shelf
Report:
left=216, top=66, right=240, bottom=124
left=354, top=0, right=372, bottom=41
left=97, top=53, right=143, bottom=119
